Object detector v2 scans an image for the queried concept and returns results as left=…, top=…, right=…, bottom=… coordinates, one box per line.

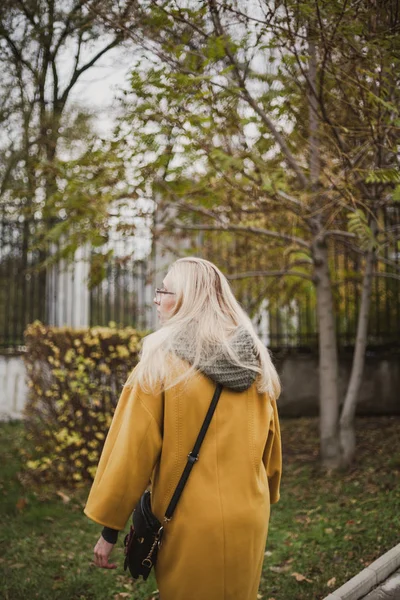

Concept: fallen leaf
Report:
left=56, top=491, right=71, bottom=504
left=16, top=497, right=27, bottom=511
left=269, top=565, right=291, bottom=573
left=327, top=577, right=336, bottom=588
left=114, top=594, right=131, bottom=599
left=264, top=550, right=273, bottom=557
left=291, top=572, right=313, bottom=583
left=10, top=563, right=25, bottom=569
left=325, top=528, right=333, bottom=534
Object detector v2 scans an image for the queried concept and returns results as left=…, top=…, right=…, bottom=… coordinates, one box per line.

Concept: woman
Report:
left=84, top=257, right=282, bottom=600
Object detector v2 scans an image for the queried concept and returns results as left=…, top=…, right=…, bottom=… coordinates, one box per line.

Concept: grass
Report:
left=1, top=416, right=399, bottom=600
left=261, top=416, right=400, bottom=599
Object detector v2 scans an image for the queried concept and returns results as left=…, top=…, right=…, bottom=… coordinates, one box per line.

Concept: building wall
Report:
left=0, top=354, right=28, bottom=420
left=276, top=350, right=400, bottom=417
left=1, top=351, right=399, bottom=420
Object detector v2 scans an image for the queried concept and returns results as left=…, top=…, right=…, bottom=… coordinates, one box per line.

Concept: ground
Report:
left=0, top=416, right=399, bottom=600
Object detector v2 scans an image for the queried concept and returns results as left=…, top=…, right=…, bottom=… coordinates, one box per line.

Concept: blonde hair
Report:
left=126, top=257, right=280, bottom=399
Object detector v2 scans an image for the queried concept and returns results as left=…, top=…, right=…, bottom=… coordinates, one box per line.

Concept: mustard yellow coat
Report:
left=84, top=367, right=282, bottom=600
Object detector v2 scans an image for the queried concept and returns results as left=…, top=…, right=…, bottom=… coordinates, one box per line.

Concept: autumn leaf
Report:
left=56, top=491, right=71, bottom=504
left=16, top=497, right=27, bottom=511
left=269, top=565, right=291, bottom=573
left=291, top=572, right=313, bottom=583
left=327, top=577, right=337, bottom=587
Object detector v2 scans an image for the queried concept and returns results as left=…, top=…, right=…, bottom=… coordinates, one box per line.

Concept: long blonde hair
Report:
left=126, top=257, right=280, bottom=399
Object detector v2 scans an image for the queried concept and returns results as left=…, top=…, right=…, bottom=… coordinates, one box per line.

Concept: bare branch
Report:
left=206, top=0, right=309, bottom=189
left=227, top=269, right=313, bottom=281
left=0, top=22, right=36, bottom=77
left=60, top=35, right=123, bottom=105
left=324, top=230, right=357, bottom=240
left=276, top=190, right=304, bottom=208
left=163, top=199, right=225, bottom=223
left=372, top=271, right=400, bottom=282
left=163, top=223, right=311, bottom=249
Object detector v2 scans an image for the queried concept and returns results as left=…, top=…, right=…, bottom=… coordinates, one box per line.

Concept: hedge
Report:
left=21, top=321, right=145, bottom=487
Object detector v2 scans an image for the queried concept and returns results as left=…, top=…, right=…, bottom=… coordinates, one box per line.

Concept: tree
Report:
left=0, top=1, right=143, bottom=262
left=104, top=0, right=400, bottom=467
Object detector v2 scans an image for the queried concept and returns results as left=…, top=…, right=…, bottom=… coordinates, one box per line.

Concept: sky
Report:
left=66, top=44, right=134, bottom=137
left=61, top=43, right=153, bottom=260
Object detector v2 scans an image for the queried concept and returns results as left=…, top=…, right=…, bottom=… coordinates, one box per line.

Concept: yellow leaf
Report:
left=327, top=577, right=336, bottom=588
left=291, top=572, right=313, bottom=583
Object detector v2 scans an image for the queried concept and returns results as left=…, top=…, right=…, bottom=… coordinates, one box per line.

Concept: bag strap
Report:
left=164, top=382, right=223, bottom=522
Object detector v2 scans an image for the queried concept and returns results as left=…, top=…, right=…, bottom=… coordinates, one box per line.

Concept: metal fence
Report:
left=0, top=219, right=47, bottom=349
left=193, top=207, right=400, bottom=349
left=0, top=209, right=399, bottom=351
left=89, top=254, right=151, bottom=331
left=0, top=219, right=152, bottom=349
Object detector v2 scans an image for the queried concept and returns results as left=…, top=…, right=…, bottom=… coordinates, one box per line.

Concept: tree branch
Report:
left=206, top=0, right=309, bottom=190
left=227, top=269, right=313, bottom=281
left=60, top=35, right=123, bottom=105
left=161, top=222, right=311, bottom=249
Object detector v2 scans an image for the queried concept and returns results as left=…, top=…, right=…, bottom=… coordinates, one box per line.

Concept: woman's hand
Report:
left=93, top=535, right=117, bottom=569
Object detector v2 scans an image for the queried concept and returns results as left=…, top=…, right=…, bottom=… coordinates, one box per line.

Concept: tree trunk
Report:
left=307, top=30, right=341, bottom=468
left=339, top=245, right=374, bottom=466
left=313, top=238, right=341, bottom=468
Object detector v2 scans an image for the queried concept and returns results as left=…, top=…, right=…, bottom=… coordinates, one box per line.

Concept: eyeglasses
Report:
left=154, top=287, right=176, bottom=305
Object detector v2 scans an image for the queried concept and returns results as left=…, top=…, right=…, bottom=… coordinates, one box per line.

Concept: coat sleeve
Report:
left=262, top=398, right=282, bottom=504
left=83, top=380, right=163, bottom=531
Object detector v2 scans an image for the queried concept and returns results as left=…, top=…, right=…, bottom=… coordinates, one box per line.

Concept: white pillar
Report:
left=46, top=241, right=90, bottom=328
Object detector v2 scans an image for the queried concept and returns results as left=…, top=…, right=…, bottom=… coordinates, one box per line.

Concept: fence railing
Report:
left=0, top=209, right=399, bottom=351
left=0, top=219, right=153, bottom=349
left=191, top=207, right=400, bottom=350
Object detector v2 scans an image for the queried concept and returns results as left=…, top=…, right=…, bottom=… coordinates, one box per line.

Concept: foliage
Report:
left=111, top=0, right=400, bottom=306
left=22, top=321, right=144, bottom=486
left=104, top=0, right=400, bottom=467
left=32, top=138, right=132, bottom=280
left=0, top=421, right=158, bottom=600
left=0, top=0, right=139, bottom=274
left=1, top=416, right=400, bottom=599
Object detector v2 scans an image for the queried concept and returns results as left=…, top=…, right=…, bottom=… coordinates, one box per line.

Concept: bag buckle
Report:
left=187, top=452, right=199, bottom=464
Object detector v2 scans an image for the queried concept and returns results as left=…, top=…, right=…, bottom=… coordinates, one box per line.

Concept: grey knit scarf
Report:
left=173, top=326, right=259, bottom=392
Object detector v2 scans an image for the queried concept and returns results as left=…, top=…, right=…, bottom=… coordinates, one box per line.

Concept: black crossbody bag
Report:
left=123, top=383, right=223, bottom=581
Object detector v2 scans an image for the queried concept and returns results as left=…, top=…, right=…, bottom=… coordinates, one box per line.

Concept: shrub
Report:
left=22, top=321, right=145, bottom=487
